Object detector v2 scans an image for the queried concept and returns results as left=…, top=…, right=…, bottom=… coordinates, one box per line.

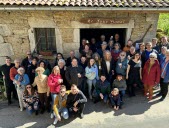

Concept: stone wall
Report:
left=0, top=11, right=159, bottom=65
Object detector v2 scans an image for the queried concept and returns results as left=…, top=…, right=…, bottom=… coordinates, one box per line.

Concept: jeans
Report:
left=51, top=93, right=57, bottom=112
left=119, top=90, right=125, bottom=101
left=26, top=103, right=39, bottom=115
left=16, top=87, right=25, bottom=109
left=55, top=108, right=69, bottom=120
left=87, top=79, right=96, bottom=98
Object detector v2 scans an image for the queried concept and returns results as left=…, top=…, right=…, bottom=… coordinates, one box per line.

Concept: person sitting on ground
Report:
left=53, top=85, right=70, bottom=125
left=14, top=67, right=30, bottom=111
left=112, top=74, right=127, bottom=102
left=66, top=84, right=87, bottom=119
left=93, top=74, right=111, bottom=103
left=109, top=88, right=122, bottom=110
left=23, top=84, right=39, bottom=115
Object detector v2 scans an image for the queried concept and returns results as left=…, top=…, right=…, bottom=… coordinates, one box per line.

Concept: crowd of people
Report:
left=0, top=34, right=169, bottom=125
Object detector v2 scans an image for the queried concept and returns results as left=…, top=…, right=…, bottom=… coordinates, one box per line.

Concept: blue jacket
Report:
left=161, top=59, right=169, bottom=83
left=115, top=58, right=128, bottom=76
left=85, top=64, right=99, bottom=80
left=14, top=74, right=30, bottom=86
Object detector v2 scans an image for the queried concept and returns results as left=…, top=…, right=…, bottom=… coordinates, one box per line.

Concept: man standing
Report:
left=0, top=57, right=16, bottom=105
left=21, top=51, right=32, bottom=72
left=66, top=84, right=87, bottom=119
left=65, top=58, right=85, bottom=92
left=66, top=50, right=78, bottom=67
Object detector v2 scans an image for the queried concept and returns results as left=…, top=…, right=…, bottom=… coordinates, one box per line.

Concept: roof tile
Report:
left=0, top=0, right=168, bottom=8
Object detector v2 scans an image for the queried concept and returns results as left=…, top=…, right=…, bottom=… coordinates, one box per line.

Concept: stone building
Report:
left=0, top=0, right=169, bottom=64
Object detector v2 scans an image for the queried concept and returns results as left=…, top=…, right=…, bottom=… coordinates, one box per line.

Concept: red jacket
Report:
left=10, top=66, right=19, bottom=81
left=48, top=74, right=62, bottom=93
left=142, top=59, right=160, bottom=86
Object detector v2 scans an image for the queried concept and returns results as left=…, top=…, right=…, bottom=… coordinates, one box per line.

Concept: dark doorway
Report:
left=80, top=28, right=126, bottom=49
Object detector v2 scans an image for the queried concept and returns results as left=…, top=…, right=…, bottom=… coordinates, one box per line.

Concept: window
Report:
left=34, top=28, right=56, bottom=53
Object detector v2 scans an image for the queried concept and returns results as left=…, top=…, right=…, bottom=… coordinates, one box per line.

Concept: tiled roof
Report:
left=0, top=0, right=169, bottom=8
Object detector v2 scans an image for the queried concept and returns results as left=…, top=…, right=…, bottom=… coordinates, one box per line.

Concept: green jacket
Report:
left=95, top=80, right=111, bottom=95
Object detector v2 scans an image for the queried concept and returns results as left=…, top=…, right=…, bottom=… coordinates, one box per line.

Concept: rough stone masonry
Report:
left=0, top=11, right=159, bottom=65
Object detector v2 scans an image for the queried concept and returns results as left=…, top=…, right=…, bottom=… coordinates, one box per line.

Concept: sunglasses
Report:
left=150, top=56, right=155, bottom=58
left=26, top=87, right=31, bottom=89
left=60, top=91, right=66, bottom=93
left=120, top=55, right=125, bottom=56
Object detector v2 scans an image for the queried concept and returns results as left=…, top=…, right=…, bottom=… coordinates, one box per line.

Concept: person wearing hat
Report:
left=142, top=52, right=160, bottom=100
left=96, top=41, right=108, bottom=59
left=112, top=73, right=127, bottom=102
left=14, top=67, right=30, bottom=111
left=32, top=67, right=50, bottom=114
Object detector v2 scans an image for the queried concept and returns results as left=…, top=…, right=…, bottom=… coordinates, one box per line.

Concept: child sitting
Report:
left=112, top=73, right=127, bottom=102
left=109, top=88, right=122, bottom=110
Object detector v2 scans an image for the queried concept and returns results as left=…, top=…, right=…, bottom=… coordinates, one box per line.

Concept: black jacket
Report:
left=65, top=65, right=85, bottom=87
left=101, top=59, right=115, bottom=80
left=0, top=63, right=14, bottom=86
left=27, top=64, right=37, bottom=84
left=66, top=90, right=87, bottom=109
left=21, top=57, right=32, bottom=72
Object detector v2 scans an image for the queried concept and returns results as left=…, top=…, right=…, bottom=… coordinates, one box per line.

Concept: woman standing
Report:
left=81, top=44, right=93, bottom=59
left=36, top=60, right=50, bottom=76
left=48, top=66, right=63, bottom=119
left=23, top=84, right=39, bottom=115
left=101, top=50, right=115, bottom=85
left=33, top=67, right=50, bottom=114
left=14, top=67, right=30, bottom=111
left=85, top=58, right=99, bottom=99
left=159, top=50, right=169, bottom=101
left=126, top=52, right=142, bottom=97
left=111, top=43, right=122, bottom=62
left=115, top=51, right=128, bottom=77
left=58, top=59, right=68, bottom=88
left=92, top=53, right=102, bottom=77
left=142, top=53, right=160, bottom=100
